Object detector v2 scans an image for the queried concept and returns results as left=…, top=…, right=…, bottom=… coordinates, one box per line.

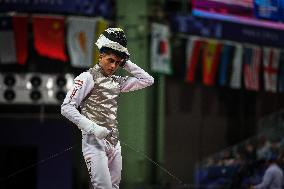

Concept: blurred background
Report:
left=0, top=0, right=284, bottom=189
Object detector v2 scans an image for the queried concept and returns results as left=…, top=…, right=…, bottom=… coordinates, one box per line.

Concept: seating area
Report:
left=195, top=120, right=284, bottom=189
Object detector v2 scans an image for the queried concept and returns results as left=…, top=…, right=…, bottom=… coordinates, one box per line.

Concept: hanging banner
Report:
left=263, top=47, right=280, bottom=93
left=67, top=16, right=97, bottom=68
left=192, top=0, right=254, bottom=18
left=230, top=44, right=243, bottom=89
left=243, top=45, right=261, bottom=91
left=0, top=0, right=114, bottom=18
left=93, top=18, right=109, bottom=65
left=170, top=14, right=284, bottom=47
left=13, top=14, right=29, bottom=65
left=218, top=43, right=235, bottom=87
left=0, top=16, right=17, bottom=64
left=150, top=23, right=172, bottom=74
left=185, top=37, right=204, bottom=83
left=0, top=15, right=28, bottom=65
left=202, top=40, right=223, bottom=86
left=32, top=15, right=67, bottom=62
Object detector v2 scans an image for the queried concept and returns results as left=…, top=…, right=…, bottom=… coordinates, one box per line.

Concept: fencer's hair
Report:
left=99, top=47, right=129, bottom=60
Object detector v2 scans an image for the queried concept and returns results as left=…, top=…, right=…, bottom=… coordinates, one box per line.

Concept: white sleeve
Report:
left=120, top=60, right=154, bottom=92
left=61, top=72, right=96, bottom=133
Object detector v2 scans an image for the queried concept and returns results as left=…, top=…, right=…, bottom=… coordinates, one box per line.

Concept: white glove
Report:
left=78, top=116, right=110, bottom=139
left=90, top=124, right=110, bottom=139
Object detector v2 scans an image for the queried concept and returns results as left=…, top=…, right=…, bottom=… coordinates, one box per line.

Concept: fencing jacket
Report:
left=61, top=60, right=154, bottom=145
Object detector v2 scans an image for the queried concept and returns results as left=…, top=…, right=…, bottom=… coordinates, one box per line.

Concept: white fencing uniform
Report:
left=61, top=60, right=154, bottom=189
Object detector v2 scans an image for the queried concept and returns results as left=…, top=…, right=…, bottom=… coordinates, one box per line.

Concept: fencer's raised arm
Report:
left=61, top=73, right=109, bottom=139
left=120, top=60, right=154, bottom=92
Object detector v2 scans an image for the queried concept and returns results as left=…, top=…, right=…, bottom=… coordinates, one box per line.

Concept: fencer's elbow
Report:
left=148, top=76, right=154, bottom=86
left=61, top=104, right=68, bottom=117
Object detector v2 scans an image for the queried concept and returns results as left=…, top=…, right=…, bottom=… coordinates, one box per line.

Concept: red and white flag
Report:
left=263, top=47, right=280, bottom=93
left=0, top=15, right=28, bottom=65
left=150, top=23, right=171, bottom=74
left=185, top=37, right=204, bottom=83
left=243, top=45, right=261, bottom=91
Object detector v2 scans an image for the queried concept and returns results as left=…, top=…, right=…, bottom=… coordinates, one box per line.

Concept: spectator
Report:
left=244, top=141, right=257, bottom=163
left=251, top=154, right=283, bottom=189
left=257, top=136, right=271, bottom=161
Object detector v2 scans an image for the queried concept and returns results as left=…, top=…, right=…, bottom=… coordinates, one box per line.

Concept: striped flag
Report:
left=0, top=16, right=16, bottom=64
left=263, top=47, right=280, bottom=93
left=230, top=44, right=243, bottom=89
left=243, top=45, right=261, bottom=91
left=67, top=16, right=97, bottom=68
left=185, top=37, right=204, bottom=83
left=0, top=15, right=28, bottom=65
left=202, top=40, right=223, bottom=86
left=218, top=43, right=235, bottom=87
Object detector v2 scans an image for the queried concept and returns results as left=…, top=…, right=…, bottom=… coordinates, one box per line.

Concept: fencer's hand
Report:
left=91, top=124, right=110, bottom=139
left=119, top=56, right=129, bottom=67
left=119, top=60, right=126, bottom=67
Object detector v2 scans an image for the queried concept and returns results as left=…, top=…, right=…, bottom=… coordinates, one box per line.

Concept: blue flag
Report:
left=218, top=44, right=235, bottom=86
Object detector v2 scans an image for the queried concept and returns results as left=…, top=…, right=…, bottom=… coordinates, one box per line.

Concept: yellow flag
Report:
left=202, top=40, right=222, bottom=86
left=93, top=18, right=109, bottom=65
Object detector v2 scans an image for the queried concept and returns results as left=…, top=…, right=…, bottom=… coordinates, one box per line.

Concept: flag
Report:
left=263, top=47, right=280, bottom=93
left=230, top=44, right=243, bottom=89
left=67, top=16, right=97, bottom=68
left=278, top=50, right=284, bottom=92
left=218, top=43, right=235, bottom=86
left=0, top=16, right=17, bottom=64
left=32, top=15, right=67, bottom=62
left=185, top=37, right=204, bottom=83
left=93, top=18, right=109, bottom=64
left=243, top=45, right=261, bottom=91
left=13, top=15, right=28, bottom=65
left=150, top=23, right=171, bottom=74
left=202, top=40, right=223, bottom=86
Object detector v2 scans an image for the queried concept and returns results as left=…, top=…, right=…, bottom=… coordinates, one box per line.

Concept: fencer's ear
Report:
left=99, top=53, right=103, bottom=60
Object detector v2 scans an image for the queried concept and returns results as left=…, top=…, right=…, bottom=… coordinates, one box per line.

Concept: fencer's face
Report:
left=99, top=53, right=123, bottom=76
